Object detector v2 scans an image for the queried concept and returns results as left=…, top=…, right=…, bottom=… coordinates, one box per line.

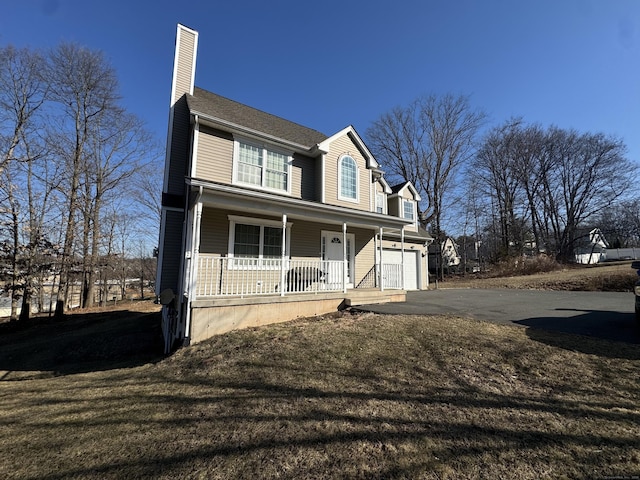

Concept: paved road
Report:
left=356, top=288, right=640, bottom=344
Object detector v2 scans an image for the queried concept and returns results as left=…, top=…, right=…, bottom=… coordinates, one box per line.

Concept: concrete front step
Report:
left=344, top=296, right=393, bottom=307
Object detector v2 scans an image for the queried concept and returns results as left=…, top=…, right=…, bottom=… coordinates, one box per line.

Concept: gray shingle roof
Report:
left=390, top=182, right=410, bottom=193
left=187, top=87, right=328, bottom=148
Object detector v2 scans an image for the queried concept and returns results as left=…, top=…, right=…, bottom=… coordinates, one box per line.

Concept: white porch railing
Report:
left=195, top=255, right=406, bottom=298
left=196, top=256, right=346, bottom=297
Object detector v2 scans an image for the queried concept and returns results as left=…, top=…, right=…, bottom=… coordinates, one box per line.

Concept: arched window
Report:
left=339, top=155, right=357, bottom=201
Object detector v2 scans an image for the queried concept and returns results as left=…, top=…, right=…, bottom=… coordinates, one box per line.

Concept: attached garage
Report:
left=381, top=249, right=420, bottom=290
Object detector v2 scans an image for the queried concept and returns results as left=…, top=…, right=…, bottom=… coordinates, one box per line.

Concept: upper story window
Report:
left=234, top=139, right=291, bottom=193
left=338, top=155, right=358, bottom=202
left=376, top=192, right=386, bottom=214
left=403, top=199, right=416, bottom=223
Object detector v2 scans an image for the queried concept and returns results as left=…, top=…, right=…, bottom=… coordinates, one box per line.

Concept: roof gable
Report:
left=390, top=181, right=421, bottom=201
left=317, top=126, right=379, bottom=169
left=187, top=87, right=328, bottom=149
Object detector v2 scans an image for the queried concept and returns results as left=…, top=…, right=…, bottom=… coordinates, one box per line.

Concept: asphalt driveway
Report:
left=356, top=288, right=640, bottom=344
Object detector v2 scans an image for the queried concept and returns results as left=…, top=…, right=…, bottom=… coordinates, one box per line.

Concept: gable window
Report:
left=338, top=155, right=358, bottom=202
left=234, top=139, right=291, bottom=193
left=403, top=200, right=415, bottom=223
left=228, top=215, right=291, bottom=269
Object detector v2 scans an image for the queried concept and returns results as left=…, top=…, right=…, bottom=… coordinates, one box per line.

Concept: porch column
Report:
left=342, top=222, right=347, bottom=294
left=280, top=214, right=287, bottom=297
left=185, top=192, right=203, bottom=342
left=379, top=227, right=384, bottom=291
left=401, top=227, right=405, bottom=290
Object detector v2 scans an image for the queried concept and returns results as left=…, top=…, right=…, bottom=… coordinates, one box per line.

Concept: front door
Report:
left=322, top=231, right=355, bottom=288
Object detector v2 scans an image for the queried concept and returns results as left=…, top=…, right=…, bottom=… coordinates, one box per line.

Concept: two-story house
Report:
left=156, top=24, right=432, bottom=351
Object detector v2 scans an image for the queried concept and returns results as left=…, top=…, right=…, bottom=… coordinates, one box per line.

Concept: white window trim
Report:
left=337, top=154, right=359, bottom=203
left=376, top=192, right=387, bottom=214
left=232, top=137, right=293, bottom=195
left=227, top=215, right=292, bottom=269
left=403, top=199, right=417, bottom=226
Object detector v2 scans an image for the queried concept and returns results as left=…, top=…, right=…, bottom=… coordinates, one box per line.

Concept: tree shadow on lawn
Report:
left=514, top=310, right=640, bottom=360
left=0, top=307, right=165, bottom=379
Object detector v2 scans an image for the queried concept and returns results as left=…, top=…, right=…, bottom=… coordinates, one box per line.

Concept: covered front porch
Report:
left=184, top=179, right=420, bottom=302
left=176, top=179, right=425, bottom=346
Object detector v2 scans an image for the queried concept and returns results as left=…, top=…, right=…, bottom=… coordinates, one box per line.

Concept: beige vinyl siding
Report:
left=292, top=154, right=316, bottom=201
left=353, top=228, right=376, bottom=286
left=199, top=208, right=232, bottom=254
left=166, top=96, right=190, bottom=196
left=173, top=27, right=196, bottom=103
left=325, top=134, right=371, bottom=211
left=388, top=195, right=401, bottom=218
left=290, top=220, right=324, bottom=259
left=316, top=156, right=324, bottom=202
left=166, top=27, right=197, bottom=195
left=159, top=210, right=185, bottom=292
left=195, top=126, right=233, bottom=183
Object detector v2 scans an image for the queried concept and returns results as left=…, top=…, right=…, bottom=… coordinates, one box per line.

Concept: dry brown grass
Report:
left=1, top=306, right=638, bottom=479
left=444, top=262, right=638, bottom=292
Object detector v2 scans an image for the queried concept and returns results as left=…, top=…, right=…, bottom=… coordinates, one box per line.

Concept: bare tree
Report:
left=46, top=43, right=119, bottom=317
left=78, top=110, right=155, bottom=308
left=0, top=46, right=47, bottom=176
left=0, top=46, right=50, bottom=320
left=473, top=119, right=524, bottom=259
left=547, top=128, right=632, bottom=261
left=367, top=94, right=486, bottom=278
left=473, top=121, right=635, bottom=262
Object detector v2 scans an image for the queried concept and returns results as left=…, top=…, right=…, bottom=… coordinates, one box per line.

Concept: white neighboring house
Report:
left=574, top=228, right=609, bottom=264
left=428, top=236, right=462, bottom=272
left=442, top=237, right=462, bottom=268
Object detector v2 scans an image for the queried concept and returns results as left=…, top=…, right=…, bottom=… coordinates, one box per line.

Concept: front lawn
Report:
left=1, top=310, right=638, bottom=479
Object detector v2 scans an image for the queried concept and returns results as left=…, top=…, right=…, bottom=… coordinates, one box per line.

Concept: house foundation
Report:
left=189, top=290, right=405, bottom=343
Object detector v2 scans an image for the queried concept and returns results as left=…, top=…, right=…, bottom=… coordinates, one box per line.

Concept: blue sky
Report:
left=3, top=0, right=640, bottom=168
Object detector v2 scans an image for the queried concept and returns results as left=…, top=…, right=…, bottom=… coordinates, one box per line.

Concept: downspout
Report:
left=320, top=153, right=326, bottom=203
left=184, top=185, right=203, bottom=344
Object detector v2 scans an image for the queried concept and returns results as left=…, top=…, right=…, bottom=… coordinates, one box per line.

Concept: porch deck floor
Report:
left=192, top=289, right=406, bottom=309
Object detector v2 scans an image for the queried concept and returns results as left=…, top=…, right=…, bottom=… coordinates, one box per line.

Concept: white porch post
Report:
left=185, top=192, right=203, bottom=342
left=280, top=214, right=287, bottom=297
left=401, top=227, right=405, bottom=290
left=379, top=227, right=384, bottom=291
left=342, top=222, right=348, bottom=294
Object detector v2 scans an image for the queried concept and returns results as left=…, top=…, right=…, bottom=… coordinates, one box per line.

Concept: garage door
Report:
left=381, top=249, right=419, bottom=290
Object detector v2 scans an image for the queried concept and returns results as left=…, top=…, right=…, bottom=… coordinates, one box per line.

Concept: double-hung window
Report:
left=234, top=139, right=291, bottom=193
left=228, top=216, right=290, bottom=269
left=338, top=155, right=358, bottom=202
left=403, top=199, right=416, bottom=224
left=376, top=192, right=386, bottom=214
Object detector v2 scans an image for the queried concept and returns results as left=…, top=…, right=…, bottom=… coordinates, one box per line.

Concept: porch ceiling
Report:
left=188, top=178, right=411, bottom=232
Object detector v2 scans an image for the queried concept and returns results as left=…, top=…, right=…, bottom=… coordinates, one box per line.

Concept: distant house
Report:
left=573, top=228, right=609, bottom=264
left=428, top=237, right=462, bottom=273
left=155, top=25, right=433, bottom=351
